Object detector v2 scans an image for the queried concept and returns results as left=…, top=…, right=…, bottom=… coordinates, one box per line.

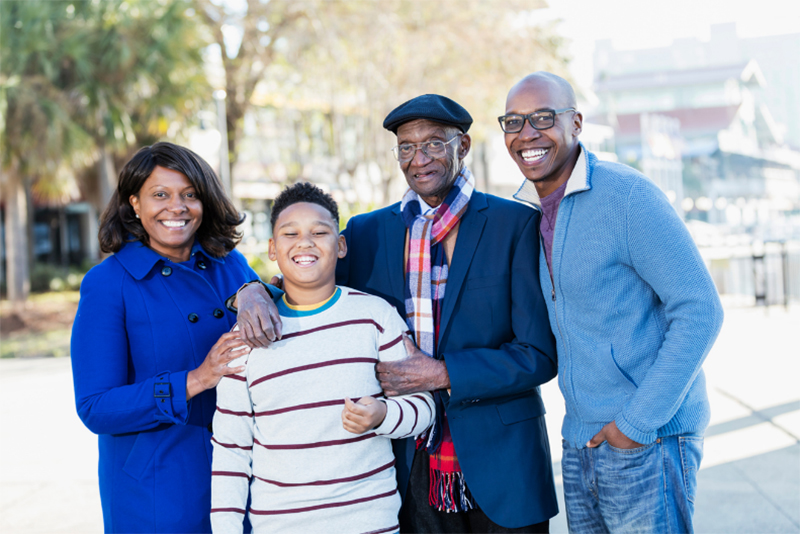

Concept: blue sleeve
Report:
left=444, top=213, right=558, bottom=404
left=70, top=266, right=191, bottom=435
left=615, top=180, right=724, bottom=444
left=335, top=218, right=353, bottom=286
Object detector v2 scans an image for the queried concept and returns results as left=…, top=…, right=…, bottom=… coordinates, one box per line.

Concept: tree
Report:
left=248, top=0, right=570, bottom=206
left=1, top=0, right=211, bottom=301
left=195, top=0, right=309, bottom=180
left=69, top=0, right=210, bottom=208
left=1, top=1, right=95, bottom=302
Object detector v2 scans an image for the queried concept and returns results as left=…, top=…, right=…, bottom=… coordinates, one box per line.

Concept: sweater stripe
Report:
left=253, top=459, right=396, bottom=487
left=388, top=399, right=404, bottom=435
left=254, top=393, right=383, bottom=417
left=412, top=394, right=433, bottom=418
left=250, top=358, right=378, bottom=388
left=223, top=374, right=246, bottom=382
left=216, top=407, right=253, bottom=417
left=254, top=433, right=376, bottom=450
left=280, top=319, right=385, bottom=341
left=211, top=437, right=252, bottom=450
left=212, top=471, right=250, bottom=479
left=210, top=507, right=246, bottom=515
left=379, top=334, right=403, bottom=351
left=363, top=525, right=400, bottom=534
left=399, top=399, right=418, bottom=438
left=249, top=488, right=398, bottom=516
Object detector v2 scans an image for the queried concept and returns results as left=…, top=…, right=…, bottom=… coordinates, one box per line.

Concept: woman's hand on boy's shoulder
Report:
left=341, top=396, right=387, bottom=434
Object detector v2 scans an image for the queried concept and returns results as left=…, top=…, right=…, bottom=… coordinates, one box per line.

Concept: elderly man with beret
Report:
left=237, top=94, right=559, bottom=533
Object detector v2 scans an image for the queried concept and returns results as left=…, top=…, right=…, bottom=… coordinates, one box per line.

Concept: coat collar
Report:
left=114, top=239, right=223, bottom=280
left=513, top=143, right=590, bottom=209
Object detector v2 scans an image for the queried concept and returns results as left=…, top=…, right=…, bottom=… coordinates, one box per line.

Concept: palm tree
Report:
left=1, top=0, right=210, bottom=301
left=1, top=1, right=95, bottom=302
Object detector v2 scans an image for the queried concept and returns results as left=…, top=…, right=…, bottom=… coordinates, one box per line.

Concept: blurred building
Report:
left=590, top=24, right=800, bottom=240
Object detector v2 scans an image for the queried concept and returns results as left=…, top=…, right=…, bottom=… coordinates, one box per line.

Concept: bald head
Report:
left=502, top=71, right=583, bottom=196
left=507, top=72, right=576, bottom=110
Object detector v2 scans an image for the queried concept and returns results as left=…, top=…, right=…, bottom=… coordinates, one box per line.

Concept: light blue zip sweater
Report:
left=515, top=146, right=724, bottom=448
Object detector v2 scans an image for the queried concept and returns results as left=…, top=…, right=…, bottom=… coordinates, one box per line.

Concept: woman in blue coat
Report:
left=71, top=142, right=265, bottom=533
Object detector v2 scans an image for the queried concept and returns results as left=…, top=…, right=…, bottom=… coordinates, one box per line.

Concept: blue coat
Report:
left=71, top=241, right=258, bottom=533
left=336, top=191, right=559, bottom=528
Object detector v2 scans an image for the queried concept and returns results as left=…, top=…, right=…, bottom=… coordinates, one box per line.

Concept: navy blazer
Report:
left=336, top=191, right=559, bottom=528
left=71, top=241, right=258, bottom=533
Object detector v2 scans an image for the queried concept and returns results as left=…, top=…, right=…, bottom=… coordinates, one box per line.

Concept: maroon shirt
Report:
left=540, top=179, right=569, bottom=275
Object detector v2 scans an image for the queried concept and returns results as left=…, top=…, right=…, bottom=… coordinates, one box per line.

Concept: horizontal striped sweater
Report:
left=211, top=287, right=435, bottom=534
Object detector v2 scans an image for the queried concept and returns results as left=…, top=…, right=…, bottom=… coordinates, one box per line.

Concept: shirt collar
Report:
left=416, top=194, right=439, bottom=215
left=114, top=239, right=223, bottom=280
left=513, top=143, right=589, bottom=208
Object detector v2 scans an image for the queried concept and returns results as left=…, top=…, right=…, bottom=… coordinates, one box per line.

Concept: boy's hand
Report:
left=341, top=396, right=387, bottom=434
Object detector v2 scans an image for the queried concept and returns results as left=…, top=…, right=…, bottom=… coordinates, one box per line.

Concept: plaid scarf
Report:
left=401, top=166, right=476, bottom=513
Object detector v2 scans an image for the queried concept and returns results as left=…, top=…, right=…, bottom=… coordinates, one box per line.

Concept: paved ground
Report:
left=1, top=304, right=798, bottom=533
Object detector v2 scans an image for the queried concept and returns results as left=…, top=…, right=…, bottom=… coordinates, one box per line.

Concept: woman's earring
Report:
left=135, top=214, right=140, bottom=219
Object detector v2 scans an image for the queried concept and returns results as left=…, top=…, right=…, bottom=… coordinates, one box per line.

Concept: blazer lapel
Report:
left=386, top=205, right=407, bottom=304
left=438, top=192, right=487, bottom=346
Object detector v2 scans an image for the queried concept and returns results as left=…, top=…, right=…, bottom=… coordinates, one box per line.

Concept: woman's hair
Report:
left=98, top=142, right=245, bottom=258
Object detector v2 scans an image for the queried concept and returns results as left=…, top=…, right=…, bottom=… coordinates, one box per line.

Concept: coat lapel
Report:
left=438, top=192, right=487, bottom=347
left=386, top=204, right=407, bottom=304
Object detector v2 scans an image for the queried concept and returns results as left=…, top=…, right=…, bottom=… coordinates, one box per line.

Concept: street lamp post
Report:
left=213, top=90, right=232, bottom=197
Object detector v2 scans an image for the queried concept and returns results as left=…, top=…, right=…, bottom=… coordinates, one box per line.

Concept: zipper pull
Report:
left=551, top=289, right=556, bottom=301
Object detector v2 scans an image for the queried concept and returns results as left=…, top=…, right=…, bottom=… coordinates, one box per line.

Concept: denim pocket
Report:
left=679, top=436, right=704, bottom=504
left=606, top=441, right=656, bottom=455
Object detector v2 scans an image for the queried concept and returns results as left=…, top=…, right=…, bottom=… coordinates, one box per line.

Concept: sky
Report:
left=537, top=0, right=800, bottom=93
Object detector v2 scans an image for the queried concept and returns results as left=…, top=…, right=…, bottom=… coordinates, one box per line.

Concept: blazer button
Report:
left=161, top=266, right=172, bottom=277
left=213, top=308, right=224, bottom=319
left=188, top=313, right=199, bottom=323
left=198, top=261, right=207, bottom=270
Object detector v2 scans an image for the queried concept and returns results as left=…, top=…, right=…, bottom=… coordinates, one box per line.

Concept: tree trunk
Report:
left=97, top=145, right=117, bottom=212
left=3, top=169, right=30, bottom=302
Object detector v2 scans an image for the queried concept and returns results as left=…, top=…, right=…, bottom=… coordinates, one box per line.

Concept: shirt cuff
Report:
left=615, top=414, right=658, bottom=445
left=154, top=370, right=190, bottom=425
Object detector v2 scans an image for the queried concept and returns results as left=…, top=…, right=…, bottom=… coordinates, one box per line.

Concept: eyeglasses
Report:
left=391, top=135, right=461, bottom=163
left=497, top=108, right=576, bottom=133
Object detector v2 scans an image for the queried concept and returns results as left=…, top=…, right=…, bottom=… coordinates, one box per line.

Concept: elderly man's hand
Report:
left=586, top=420, right=643, bottom=449
left=237, top=283, right=282, bottom=349
left=376, top=335, right=449, bottom=396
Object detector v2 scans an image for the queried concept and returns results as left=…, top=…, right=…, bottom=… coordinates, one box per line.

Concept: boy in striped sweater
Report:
left=211, top=183, right=435, bottom=534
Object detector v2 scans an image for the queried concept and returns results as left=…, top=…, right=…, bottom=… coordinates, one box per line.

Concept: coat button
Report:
left=198, top=261, right=207, bottom=270
left=213, top=308, right=224, bottom=318
left=188, top=313, right=199, bottom=323
left=161, top=266, right=172, bottom=276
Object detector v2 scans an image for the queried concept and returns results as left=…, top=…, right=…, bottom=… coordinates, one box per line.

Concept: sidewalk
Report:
left=1, top=304, right=798, bottom=533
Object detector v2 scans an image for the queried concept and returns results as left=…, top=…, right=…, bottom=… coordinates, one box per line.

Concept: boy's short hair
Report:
left=270, top=182, right=340, bottom=229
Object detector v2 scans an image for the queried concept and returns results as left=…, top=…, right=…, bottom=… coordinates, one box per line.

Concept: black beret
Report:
left=383, top=94, right=473, bottom=134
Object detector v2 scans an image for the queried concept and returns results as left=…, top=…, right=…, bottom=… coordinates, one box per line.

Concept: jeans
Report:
left=561, top=435, right=703, bottom=534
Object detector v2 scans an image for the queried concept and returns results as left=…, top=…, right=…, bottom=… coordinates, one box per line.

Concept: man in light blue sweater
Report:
left=500, top=72, right=724, bottom=534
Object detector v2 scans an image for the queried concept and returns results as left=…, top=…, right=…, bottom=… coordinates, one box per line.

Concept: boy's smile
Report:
left=269, top=202, right=347, bottom=305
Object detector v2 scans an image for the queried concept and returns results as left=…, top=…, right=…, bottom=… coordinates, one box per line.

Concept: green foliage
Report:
left=0, top=0, right=210, bottom=189
left=245, top=253, right=281, bottom=281
left=29, top=263, right=87, bottom=293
